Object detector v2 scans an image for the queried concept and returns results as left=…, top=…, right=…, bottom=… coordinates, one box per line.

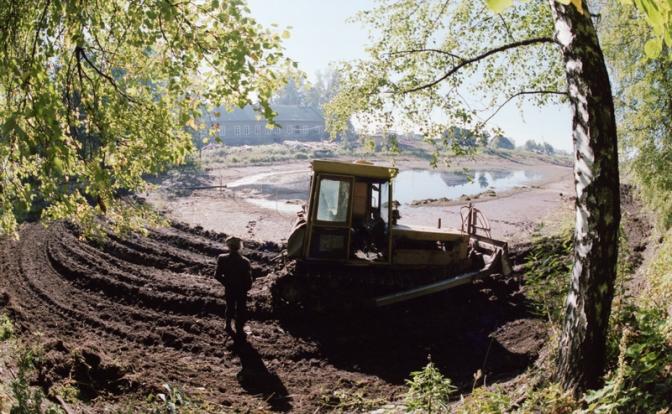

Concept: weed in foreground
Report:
left=404, top=359, right=456, bottom=413
left=148, top=384, right=191, bottom=414
left=0, top=314, right=14, bottom=341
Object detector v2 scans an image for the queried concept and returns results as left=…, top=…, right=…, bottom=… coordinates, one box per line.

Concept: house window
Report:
left=274, top=127, right=281, bottom=135
left=255, top=124, right=262, bottom=136
left=243, top=125, right=250, bottom=136
left=234, top=125, right=241, bottom=136
left=294, top=125, right=301, bottom=135
left=265, top=125, right=272, bottom=135
left=220, top=125, right=226, bottom=137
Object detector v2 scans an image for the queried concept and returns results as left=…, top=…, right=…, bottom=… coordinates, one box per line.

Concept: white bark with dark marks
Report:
left=549, top=0, right=621, bottom=394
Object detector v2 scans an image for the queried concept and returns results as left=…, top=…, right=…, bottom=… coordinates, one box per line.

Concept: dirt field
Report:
left=0, top=150, right=581, bottom=411
left=0, top=221, right=545, bottom=412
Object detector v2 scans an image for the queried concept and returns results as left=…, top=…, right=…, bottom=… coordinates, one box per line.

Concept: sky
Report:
left=247, top=0, right=574, bottom=152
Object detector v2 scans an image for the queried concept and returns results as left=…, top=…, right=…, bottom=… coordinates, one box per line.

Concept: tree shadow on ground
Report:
left=146, top=163, right=213, bottom=198
left=232, top=335, right=293, bottom=412
left=275, top=275, right=542, bottom=389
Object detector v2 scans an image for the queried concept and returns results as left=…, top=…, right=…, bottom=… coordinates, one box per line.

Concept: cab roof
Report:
left=311, top=159, right=398, bottom=180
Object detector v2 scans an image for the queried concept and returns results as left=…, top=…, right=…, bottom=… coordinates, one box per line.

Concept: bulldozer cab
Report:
left=302, top=160, right=397, bottom=263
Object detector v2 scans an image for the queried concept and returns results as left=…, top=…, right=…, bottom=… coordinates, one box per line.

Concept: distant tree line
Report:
left=273, top=66, right=342, bottom=115
left=441, top=128, right=557, bottom=155
left=524, top=139, right=555, bottom=155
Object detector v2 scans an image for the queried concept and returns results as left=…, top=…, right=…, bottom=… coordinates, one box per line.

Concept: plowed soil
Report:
left=0, top=222, right=544, bottom=412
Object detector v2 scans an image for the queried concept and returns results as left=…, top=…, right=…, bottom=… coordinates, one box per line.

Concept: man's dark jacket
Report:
left=214, top=252, right=252, bottom=294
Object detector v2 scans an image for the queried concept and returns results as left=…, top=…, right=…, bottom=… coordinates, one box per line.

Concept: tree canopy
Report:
left=602, top=1, right=672, bottom=229
left=326, top=0, right=567, bottom=164
left=0, top=0, right=290, bottom=236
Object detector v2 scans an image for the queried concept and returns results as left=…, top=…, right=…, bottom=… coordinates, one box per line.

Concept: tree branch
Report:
left=30, top=0, right=51, bottom=60
left=401, top=37, right=556, bottom=94
left=499, top=15, right=516, bottom=42
left=427, top=0, right=450, bottom=36
left=480, top=89, right=568, bottom=125
left=76, top=46, right=137, bottom=103
left=387, top=48, right=464, bottom=61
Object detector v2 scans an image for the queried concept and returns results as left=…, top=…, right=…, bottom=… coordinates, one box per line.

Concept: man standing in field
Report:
left=215, top=236, right=252, bottom=337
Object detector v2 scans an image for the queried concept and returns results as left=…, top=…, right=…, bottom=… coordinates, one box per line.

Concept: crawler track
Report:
left=0, top=222, right=542, bottom=412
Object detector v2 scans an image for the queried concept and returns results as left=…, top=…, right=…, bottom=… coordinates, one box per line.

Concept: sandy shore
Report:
left=147, top=154, right=574, bottom=243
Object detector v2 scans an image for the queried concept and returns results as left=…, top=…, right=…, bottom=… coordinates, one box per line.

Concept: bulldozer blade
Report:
left=374, top=250, right=503, bottom=307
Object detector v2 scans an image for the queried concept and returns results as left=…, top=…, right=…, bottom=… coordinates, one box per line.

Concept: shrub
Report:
left=583, top=307, right=672, bottom=413
left=456, top=386, right=511, bottom=414
left=404, top=360, right=456, bottom=413
left=582, top=230, right=672, bottom=413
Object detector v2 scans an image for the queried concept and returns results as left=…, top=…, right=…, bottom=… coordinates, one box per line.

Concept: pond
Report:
left=392, top=169, right=542, bottom=204
left=230, top=168, right=543, bottom=213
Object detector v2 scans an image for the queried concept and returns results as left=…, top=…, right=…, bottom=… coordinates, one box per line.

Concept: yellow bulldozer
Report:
left=275, top=159, right=512, bottom=311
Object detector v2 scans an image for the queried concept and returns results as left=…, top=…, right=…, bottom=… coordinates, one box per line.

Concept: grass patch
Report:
left=144, top=383, right=220, bottom=414
left=319, top=388, right=387, bottom=413
left=523, top=228, right=573, bottom=324
left=50, top=384, right=80, bottom=405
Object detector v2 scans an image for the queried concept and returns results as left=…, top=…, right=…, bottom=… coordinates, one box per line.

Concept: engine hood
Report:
left=390, top=224, right=468, bottom=242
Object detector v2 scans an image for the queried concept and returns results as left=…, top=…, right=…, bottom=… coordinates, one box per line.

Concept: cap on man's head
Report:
left=226, top=236, right=242, bottom=251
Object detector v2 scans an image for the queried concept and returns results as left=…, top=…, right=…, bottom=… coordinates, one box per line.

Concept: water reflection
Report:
left=478, top=174, right=490, bottom=189
left=393, top=169, right=541, bottom=204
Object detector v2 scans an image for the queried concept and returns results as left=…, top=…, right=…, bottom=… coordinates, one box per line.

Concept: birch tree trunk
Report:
left=549, top=0, right=621, bottom=394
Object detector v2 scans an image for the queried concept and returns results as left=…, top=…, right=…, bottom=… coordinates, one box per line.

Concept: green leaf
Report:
left=644, top=37, right=663, bottom=58
left=485, top=0, right=514, bottom=13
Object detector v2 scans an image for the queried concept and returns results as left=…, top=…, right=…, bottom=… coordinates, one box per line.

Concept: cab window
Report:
left=316, top=178, right=351, bottom=223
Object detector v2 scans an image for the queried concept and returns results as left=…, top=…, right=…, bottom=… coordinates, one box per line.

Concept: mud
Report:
left=0, top=222, right=545, bottom=412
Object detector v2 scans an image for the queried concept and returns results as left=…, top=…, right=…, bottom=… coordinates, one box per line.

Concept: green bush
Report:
left=404, top=360, right=456, bottom=413
left=0, top=313, right=14, bottom=341
left=583, top=231, right=672, bottom=413
left=583, top=307, right=672, bottom=413
left=456, top=386, right=511, bottom=414
left=10, top=346, right=63, bottom=414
